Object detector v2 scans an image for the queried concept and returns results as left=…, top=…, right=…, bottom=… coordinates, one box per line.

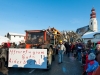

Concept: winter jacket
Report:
left=64, top=42, right=70, bottom=51
left=86, top=60, right=99, bottom=75
left=77, top=43, right=83, bottom=52
left=92, top=66, right=100, bottom=75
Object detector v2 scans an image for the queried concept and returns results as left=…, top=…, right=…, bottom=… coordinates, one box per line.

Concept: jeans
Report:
left=58, top=50, right=63, bottom=63
left=78, top=52, right=82, bottom=61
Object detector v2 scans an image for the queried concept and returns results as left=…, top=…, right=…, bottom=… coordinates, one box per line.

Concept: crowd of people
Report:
left=57, top=40, right=100, bottom=75
left=1, top=40, right=100, bottom=75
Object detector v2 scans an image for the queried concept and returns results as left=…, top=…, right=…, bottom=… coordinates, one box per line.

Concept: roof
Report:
left=82, top=31, right=100, bottom=38
left=76, top=25, right=90, bottom=36
left=76, top=25, right=89, bottom=32
left=8, top=32, right=25, bottom=36
left=25, top=30, right=43, bottom=32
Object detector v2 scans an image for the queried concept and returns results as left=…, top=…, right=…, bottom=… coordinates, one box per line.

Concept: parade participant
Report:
left=83, top=53, right=99, bottom=75
left=58, top=40, right=66, bottom=64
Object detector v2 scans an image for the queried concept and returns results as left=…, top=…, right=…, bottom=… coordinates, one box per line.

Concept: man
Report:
left=77, top=42, right=83, bottom=62
left=58, top=41, right=66, bottom=64
left=64, top=41, right=70, bottom=57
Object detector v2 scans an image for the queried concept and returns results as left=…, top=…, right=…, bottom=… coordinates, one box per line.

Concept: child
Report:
left=83, top=53, right=99, bottom=75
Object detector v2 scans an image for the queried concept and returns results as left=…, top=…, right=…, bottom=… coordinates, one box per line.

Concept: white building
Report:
left=82, top=7, right=99, bottom=43
left=82, top=32, right=100, bottom=43
left=5, top=32, right=25, bottom=44
left=89, top=7, right=98, bottom=32
left=0, top=36, right=9, bottom=45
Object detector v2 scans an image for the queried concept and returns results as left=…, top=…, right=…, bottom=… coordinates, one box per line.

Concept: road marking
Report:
left=29, top=69, right=35, bottom=73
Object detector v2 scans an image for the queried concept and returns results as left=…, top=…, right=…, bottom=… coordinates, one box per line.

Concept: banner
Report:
left=8, top=48, right=47, bottom=69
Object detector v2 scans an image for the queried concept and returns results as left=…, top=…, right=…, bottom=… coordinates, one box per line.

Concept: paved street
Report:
left=0, top=54, right=83, bottom=75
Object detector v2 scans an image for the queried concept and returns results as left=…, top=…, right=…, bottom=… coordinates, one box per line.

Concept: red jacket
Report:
left=7, top=42, right=11, bottom=48
left=84, top=54, right=91, bottom=71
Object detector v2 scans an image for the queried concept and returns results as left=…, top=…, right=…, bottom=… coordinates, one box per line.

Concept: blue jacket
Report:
left=77, top=44, right=83, bottom=52
left=86, top=60, right=99, bottom=72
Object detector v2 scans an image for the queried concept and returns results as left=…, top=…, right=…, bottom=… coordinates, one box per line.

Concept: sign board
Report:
left=8, top=48, right=47, bottom=69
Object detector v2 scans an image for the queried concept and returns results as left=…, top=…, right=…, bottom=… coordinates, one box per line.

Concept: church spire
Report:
left=90, top=7, right=96, bottom=19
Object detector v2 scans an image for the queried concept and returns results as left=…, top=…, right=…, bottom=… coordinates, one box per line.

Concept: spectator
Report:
left=71, top=42, right=75, bottom=53
left=92, top=51, right=100, bottom=75
left=64, top=41, right=70, bottom=57
left=77, top=42, right=83, bottom=62
left=83, top=53, right=99, bottom=75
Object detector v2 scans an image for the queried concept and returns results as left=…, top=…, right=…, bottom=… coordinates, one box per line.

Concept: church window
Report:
left=91, top=22, right=92, bottom=25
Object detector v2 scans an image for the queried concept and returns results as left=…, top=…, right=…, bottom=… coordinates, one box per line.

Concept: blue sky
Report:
left=0, top=0, right=100, bottom=36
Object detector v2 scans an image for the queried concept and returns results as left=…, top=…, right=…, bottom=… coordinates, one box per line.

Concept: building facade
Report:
left=89, top=8, right=98, bottom=32
left=82, top=32, right=100, bottom=43
left=76, top=7, right=98, bottom=37
left=5, top=32, right=25, bottom=44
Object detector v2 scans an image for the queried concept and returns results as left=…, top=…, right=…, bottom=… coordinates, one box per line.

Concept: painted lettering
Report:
left=23, top=60, right=26, bottom=64
left=41, top=51, right=44, bottom=54
left=10, top=50, right=13, bottom=54
left=33, top=52, right=35, bottom=55
left=29, top=55, right=31, bottom=58
left=22, top=54, right=25, bottom=59
left=17, top=61, right=19, bottom=64
left=14, top=60, right=16, bottom=63
left=14, top=50, right=15, bottom=54
left=9, top=58, right=12, bottom=63
left=25, top=50, right=28, bottom=54
left=26, top=56, right=28, bottom=59
left=23, top=51, right=25, bottom=53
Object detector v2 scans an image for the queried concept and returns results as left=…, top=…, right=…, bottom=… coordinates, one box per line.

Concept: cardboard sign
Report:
left=8, top=48, right=47, bottom=69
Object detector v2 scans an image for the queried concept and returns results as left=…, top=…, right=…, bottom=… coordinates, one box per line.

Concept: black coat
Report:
left=64, top=42, right=70, bottom=51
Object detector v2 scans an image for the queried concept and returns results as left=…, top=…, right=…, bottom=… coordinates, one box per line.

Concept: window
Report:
left=95, top=35, right=100, bottom=39
left=14, top=36, right=15, bottom=37
left=91, top=22, right=92, bottom=25
left=19, top=36, right=21, bottom=38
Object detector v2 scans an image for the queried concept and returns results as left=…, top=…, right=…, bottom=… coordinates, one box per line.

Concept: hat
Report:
left=88, top=53, right=96, bottom=60
left=59, top=40, right=62, bottom=43
left=97, top=41, right=100, bottom=44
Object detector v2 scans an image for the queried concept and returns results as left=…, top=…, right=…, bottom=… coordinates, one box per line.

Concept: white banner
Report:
left=8, top=48, right=47, bottom=69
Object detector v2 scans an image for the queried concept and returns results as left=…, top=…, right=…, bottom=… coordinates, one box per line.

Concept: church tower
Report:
left=89, top=7, right=98, bottom=31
